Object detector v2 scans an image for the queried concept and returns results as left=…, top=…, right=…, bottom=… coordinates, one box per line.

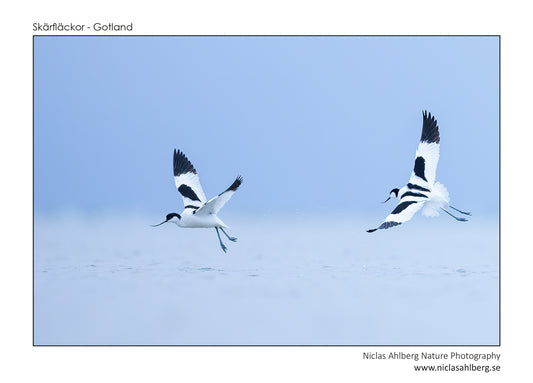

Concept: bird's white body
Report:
left=420, top=182, right=449, bottom=217
left=171, top=212, right=228, bottom=229
left=368, top=111, right=469, bottom=232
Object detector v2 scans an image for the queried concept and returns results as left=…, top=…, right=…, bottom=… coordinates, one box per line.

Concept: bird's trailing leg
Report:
left=450, top=205, right=472, bottom=216
left=220, top=228, right=237, bottom=242
left=442, top=208, right=468, bottom=222
left=215, top=227, right=228, bottom=253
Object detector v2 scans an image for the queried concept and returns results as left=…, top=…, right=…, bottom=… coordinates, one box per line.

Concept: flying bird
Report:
left=152, top=149, right=243, bottom=252
left=367, top=111, right=471, bottom=233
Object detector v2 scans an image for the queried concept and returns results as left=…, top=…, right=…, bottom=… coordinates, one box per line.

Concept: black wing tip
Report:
left=173, top=149, right=197, bottom=176
left=367, top=221, right=401, bottom=233
left=380, top=221, right=401, bottom=230
left=227, top=175, right=243, bottom=192
left=421, top=110, right=440, bottom=144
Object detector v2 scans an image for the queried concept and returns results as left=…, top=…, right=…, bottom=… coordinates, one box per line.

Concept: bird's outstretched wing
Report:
left=367, top=198, right=424, bottom=232
left=173, top=149, right=207, bottom=210
left=195, top=176, right=243, bottom=216
left=407, top=111, right=440, bottom=189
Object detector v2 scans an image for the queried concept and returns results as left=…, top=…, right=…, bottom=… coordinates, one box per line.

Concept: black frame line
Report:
left=32, top=34, right=501, bottom=347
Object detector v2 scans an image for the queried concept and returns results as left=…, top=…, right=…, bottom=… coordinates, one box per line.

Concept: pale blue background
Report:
left=34, top=37, right=499, bottom=346
left=34, top=36, right=499, bottom=217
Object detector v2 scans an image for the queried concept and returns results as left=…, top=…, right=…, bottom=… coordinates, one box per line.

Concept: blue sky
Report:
left=34, top=36, right=499, bottom=217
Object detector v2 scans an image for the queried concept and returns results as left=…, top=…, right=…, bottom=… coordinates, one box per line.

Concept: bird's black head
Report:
left=166, top=213, right=181, bottom=221
left=151, top=213, right=181, bottom=227
left=382, top=188, right=400, bottom=204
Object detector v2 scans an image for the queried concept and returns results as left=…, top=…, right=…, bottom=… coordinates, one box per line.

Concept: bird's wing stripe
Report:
left=390, top=200, right=418, bottom=215
left=413, top=156, right=427, bottom=182
left=409, top=142, right=439, bottom=187
left=384, top=200, right=424, bottom=224
left=178, top=184, right=201, bottom=202
left=401, top=191, right=428, bottom=199
left=407, top=183, right=430, bottom=192
left=184, top=205, right=200, bottom=210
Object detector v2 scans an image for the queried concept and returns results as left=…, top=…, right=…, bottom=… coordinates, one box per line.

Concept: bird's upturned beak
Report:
left=381, top=197, right=391, bottom=204
left=151, top=220, right=169, bottom=227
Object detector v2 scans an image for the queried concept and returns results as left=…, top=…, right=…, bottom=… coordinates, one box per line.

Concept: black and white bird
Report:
left=152, top=149, right=243, bottom=252
left=367, top=111, right=471, bottom=233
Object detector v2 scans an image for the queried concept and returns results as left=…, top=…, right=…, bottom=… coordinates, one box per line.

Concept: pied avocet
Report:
left=367, top=111, right=470, bottom=233
left=152, top=149, right=243, bottom=252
